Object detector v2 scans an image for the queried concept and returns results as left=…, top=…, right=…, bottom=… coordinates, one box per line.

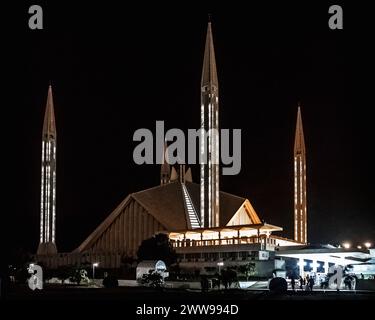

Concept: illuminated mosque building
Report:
left=35, top=22, right=374, bottom=278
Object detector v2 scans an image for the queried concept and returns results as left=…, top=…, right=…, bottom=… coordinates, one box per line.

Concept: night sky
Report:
left=5, top=2, right=374, bottom=254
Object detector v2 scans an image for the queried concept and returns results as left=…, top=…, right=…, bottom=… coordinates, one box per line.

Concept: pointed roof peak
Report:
left=297, top=103, right=303, bottom=119
left=297, top=105, right=302, bottom=119
left=201, top=20, right=218, bottom=87
left=43, top=85, right=56, bottom=137
left=294, top=104, right=305, bottom=154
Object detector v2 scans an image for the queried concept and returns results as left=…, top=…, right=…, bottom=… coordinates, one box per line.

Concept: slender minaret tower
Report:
left=200, top=21, right=220, bottom=228
left=160, top=143, right=170, bottom=185
left=37, top=85, right=58, bottom=255
left=294, top=105, right=307, bottom=244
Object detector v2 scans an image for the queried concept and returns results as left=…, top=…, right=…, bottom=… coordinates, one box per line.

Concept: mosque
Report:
left=35, top=22, right=374, bottom=279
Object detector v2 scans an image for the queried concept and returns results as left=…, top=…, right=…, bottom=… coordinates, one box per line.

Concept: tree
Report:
left=121, top=255, right=135, bottom=268
left=239, top=263, right=256, bottom=281
left=137, top=233, right=177, bottom=266
left=69, top=267, right=89, bottom=285
left=140, top=270, right=164, bottom=289
left=221, top=268, right=238, bottom=289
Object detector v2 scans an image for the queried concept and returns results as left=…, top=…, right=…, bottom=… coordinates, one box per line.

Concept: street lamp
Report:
left=92, top=262, right=99, bottom=280
left=364, top=242, right=372, bottom=249
left=342, top=242, right=351, bottom=249
left=217, top=261, right=224, bottom=274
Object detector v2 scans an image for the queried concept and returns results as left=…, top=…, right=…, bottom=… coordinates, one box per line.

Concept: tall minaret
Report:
left=37, top=85, right=58, bottom=255
left=200, top=21, right=220, bottom=228
left=294, top=105, right=307, bottom=244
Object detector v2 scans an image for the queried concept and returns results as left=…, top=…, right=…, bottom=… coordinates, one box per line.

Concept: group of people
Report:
left=291, top=272, right=360, bottom=291
left=290, top=274, right=315, bottom=291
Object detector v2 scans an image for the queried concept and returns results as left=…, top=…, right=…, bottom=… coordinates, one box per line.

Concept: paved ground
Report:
left=3, top=285, right=375, bottom=301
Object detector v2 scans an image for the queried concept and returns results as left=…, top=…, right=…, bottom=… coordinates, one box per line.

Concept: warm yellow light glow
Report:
left=364, top=242, right=371, bottom=249
left=342, top=242, right=351, bottom=249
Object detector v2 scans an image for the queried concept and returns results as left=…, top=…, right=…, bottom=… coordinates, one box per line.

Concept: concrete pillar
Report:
left=312, top=260, right=318, bottom=273
left=263, top=237, right=266, bottom=250
left=299, top=258, right=304, bottom=277
left=324, top=260, right=329, bottom=274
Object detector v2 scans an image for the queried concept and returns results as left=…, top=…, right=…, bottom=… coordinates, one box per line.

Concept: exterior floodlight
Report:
left=364, top=242, right=371, bottom=249
left=342, top=243, right=351, bottom=249
left=92, top=262, right=99, bottom=280
left=357, top=245, right=362, bottom=249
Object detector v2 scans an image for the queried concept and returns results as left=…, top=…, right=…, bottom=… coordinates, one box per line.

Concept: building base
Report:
left=37, top=242, right=58, bottom=256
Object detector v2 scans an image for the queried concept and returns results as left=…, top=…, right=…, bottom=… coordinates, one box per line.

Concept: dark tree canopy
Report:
left=136, top=233, right=177, bottom=266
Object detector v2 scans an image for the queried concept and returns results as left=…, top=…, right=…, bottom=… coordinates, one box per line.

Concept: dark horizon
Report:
left=6, top=2, right=374, bottom=255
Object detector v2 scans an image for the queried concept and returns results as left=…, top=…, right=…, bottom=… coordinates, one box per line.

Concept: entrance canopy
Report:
left=276, top=246, right=372, bottom=265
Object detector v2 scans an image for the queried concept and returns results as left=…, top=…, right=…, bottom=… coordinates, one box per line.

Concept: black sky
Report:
left=5, top=2, right=374, bottom=254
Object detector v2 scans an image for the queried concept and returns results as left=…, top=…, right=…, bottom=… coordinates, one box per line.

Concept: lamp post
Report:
left=217, top=261, right=224, bottom=274
left=92, top=262, right=99, bottom=280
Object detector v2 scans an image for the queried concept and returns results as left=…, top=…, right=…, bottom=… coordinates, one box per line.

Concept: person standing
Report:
left=291, top=277, right=296, bottom=291
left=308, top=276, right=315, bottom=291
